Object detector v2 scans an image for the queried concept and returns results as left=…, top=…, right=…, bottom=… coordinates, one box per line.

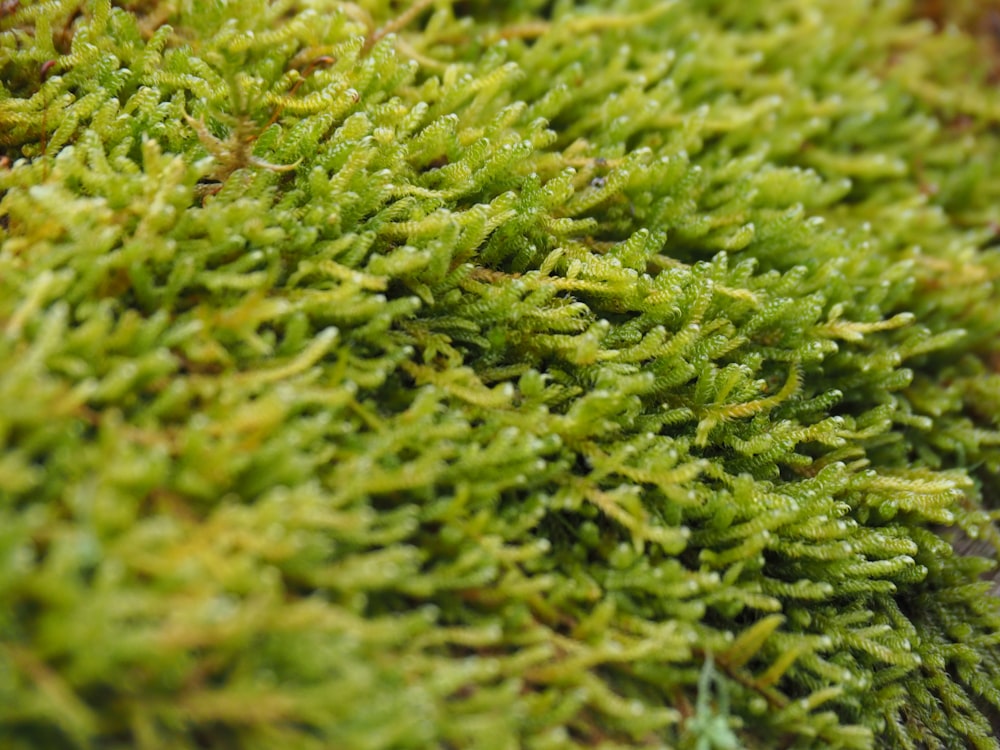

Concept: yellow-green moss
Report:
left=2, top=1, right=1000, bottom=748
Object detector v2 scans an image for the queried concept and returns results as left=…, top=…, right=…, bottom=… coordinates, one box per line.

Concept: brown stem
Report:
left=363, top=0, right=436, bottom=54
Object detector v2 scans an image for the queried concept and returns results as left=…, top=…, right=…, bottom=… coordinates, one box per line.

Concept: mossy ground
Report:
left=2, top=1, right=1000, bottom=748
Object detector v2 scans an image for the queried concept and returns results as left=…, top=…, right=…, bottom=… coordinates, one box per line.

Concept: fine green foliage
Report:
left=2, top=0, right=1000, bottom=748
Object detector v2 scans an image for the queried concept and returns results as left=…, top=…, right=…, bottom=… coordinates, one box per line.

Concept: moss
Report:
left=2, top=1, right=1000, bottom=748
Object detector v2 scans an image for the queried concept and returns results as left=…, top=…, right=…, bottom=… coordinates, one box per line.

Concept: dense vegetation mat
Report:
left=3, top=1, right=1000, bottom=747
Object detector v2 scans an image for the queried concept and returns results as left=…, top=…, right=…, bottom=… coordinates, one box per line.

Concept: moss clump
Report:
left=2, top=1, right=1000, bottom=748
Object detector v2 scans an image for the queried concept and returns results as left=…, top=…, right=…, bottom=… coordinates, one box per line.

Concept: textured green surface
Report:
left=2, top=1, right=1000, bottom=748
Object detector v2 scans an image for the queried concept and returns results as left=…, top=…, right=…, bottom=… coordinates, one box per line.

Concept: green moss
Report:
left=2, top=0, right=1000, bottom=747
